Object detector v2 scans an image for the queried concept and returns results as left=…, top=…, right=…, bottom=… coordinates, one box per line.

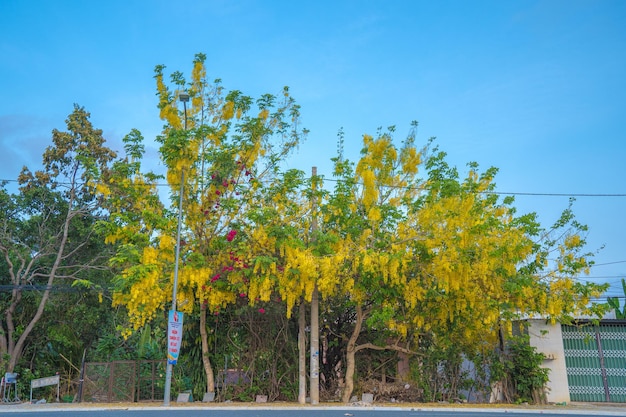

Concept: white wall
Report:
left=526, top=319, right=570, bottom=404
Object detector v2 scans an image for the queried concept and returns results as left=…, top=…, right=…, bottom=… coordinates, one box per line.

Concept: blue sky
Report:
left=1, top=0, right=625, bottom=299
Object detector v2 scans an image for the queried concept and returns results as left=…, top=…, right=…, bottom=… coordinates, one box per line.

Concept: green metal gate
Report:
left=562, top=322, right=626, bottom=402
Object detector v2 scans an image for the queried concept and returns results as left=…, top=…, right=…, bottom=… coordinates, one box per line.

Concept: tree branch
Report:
left=354, top=341, right=421, bottom=356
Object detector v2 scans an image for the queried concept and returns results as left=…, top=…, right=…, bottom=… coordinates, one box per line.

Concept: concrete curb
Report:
left=0, top=401, right=624, bottom=415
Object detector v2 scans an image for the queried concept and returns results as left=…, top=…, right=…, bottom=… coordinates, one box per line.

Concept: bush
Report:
left=491, top=335, right=549, bottom=404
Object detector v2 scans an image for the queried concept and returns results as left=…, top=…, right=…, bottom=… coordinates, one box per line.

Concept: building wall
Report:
left=526, top=319, right=570, bottom=404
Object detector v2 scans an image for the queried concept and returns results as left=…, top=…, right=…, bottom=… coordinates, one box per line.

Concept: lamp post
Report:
left=163, top=92, right=189, bottom=406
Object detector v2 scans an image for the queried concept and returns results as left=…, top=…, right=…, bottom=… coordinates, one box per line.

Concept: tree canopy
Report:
left=98, top=55, right=608, bottom=402
left=0, top=54, right=612, bottom=404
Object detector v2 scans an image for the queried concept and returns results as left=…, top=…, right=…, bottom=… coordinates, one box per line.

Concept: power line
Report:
left=487, top=191, right=626, bottom=197
left=593, top=260, right=626, bottom=267
left=0, top=284, right=84, bottom=293
left=3, top=176, right=626, bottom=197
left=576, top=275, right=626, bottom=279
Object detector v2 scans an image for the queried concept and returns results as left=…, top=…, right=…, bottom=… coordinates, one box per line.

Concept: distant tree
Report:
left=0, top=105, right=116, bottom=372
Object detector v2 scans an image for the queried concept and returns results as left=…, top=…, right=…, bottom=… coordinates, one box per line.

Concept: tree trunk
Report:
left=0, top=280, right=21, bottom=369
left=342, top=304, right=365, bottom=403
left=199, top=303, right=216, bottom=393
left=5, top=197, right=77, bottom=372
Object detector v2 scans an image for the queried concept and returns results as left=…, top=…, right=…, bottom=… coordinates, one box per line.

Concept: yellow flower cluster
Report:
left=155, top=74, right=182, bottom=129
left=222, top=101, right=235, bottom=120
left=400, top=147, right=421, bottom=175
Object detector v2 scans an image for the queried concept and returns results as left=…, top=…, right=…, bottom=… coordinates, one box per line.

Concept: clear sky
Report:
left=1, top=0, right=625, bottom=299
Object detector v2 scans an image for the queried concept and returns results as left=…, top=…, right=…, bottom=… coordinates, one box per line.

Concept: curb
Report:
left=0, top=402, right=625, bottom=415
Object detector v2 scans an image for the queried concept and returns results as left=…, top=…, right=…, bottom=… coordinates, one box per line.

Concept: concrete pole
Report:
left=310, top=166, right=320, bottom=405
left=298, top=302, right=307, bottom=404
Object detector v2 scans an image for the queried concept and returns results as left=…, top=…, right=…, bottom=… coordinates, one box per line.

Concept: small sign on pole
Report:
left=167, top=310, right=184, bottom=365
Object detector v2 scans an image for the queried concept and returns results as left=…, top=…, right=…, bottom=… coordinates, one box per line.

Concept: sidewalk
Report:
left=0, top=401, right=624, bottom=415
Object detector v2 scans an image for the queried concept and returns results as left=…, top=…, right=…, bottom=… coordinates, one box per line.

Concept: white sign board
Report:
left=31, top=375, right=60, bottom=388
left=30, top=374, right=60, bottom=402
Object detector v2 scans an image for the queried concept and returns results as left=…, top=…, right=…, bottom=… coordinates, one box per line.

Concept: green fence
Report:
left=562, top=322, right=626, bottom=402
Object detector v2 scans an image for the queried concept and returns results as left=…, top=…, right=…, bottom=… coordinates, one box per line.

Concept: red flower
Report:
left=258, top=308, right=266, bottom=314
left=226, top=230, right=237, bottom=242
left=211, top=274, right=220, bottom=282
left=239, top=293, right=246, bottom=298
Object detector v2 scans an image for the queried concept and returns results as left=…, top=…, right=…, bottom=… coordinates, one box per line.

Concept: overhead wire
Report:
left=3, top=175, right=626, bottom=197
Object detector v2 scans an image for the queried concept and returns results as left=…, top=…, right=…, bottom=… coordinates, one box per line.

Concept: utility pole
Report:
left=163, top=92, right=189, bottom=406
left=310, top=166, right=320, bottom=405
left=298, top=302, right=307, bottom=404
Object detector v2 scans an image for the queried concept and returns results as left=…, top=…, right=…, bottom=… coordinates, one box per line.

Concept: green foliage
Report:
left=409, top=335, right=474, bottom=402
left=92, top=320, right=165, bottom=362
left=490, top=335, right=549, bottom=404
left=163, top=298, right=300, bottom=402
left=607, top=279, right=626, bottom=319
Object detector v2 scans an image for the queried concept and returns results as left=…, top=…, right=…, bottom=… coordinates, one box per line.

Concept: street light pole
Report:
left=163, top=92, right=189, bottom=406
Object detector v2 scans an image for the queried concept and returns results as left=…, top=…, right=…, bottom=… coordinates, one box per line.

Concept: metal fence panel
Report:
left=562, top=323, right=626, bottom=402
left=82, top=360, right=165, bottom=403
left=599, top=324, right=626, bottom=402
